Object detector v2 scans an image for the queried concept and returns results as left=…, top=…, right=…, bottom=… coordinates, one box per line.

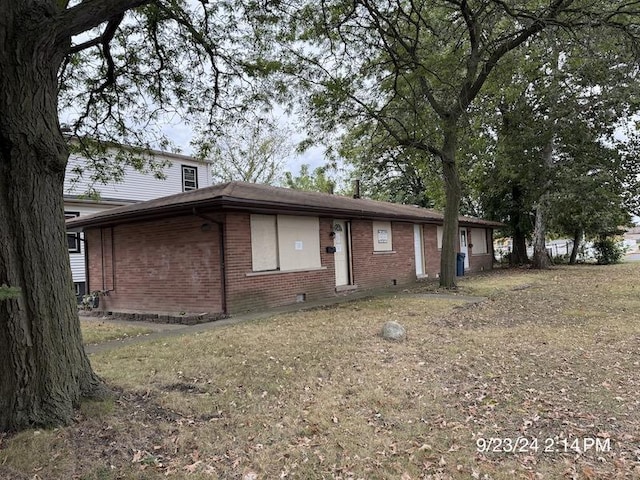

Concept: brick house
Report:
left=64, top=147, right=212, bottom=299
left=67, top=181, right=501, bottom=316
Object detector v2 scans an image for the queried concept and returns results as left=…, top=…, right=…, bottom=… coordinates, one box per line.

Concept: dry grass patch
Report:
left=2, top=263, right=640, bottom=479
left=80, top=319, right=154, bottom=345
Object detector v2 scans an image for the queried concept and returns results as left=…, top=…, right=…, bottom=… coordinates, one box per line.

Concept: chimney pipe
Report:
left=353, top=179, right=361, bottom=199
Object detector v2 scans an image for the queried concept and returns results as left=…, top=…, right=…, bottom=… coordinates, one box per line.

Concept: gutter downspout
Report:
left=192, top=208, right=227, bottom=315
left=82, top=233, right=90, bottom=297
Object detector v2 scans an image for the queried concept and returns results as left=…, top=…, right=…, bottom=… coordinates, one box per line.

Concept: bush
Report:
left=592, top=238, right=626, bottom=265
left=551, top=253, right=570, bottom=264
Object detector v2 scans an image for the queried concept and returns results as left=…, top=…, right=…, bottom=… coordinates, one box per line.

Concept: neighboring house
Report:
left=64, top=149, right=212, bottom=299
left=623, top=226, right=640, bottom=253
left=67, top=181, right=502, bottom=317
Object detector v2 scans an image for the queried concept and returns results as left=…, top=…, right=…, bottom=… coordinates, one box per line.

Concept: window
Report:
left=471, top=228, right=488, bottom=254
left=278, top=216, right=321, bottom=271
left=65, top=211, right=81, bottom=253
left=250, top=214, right=321, bottom=272
left=372, top=221, right=393, bottom=252
left=182, top=165, right=198, bottom=191
left=437, top=226, right=443, bottom=250
left=251, top=214, right=279, bottom=271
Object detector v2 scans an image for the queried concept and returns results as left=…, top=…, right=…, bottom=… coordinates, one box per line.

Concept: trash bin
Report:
left=456, top=252, right=466, bottom=276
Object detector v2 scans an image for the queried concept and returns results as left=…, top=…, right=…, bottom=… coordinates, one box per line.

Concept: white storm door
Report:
left=414, top=224, right=424, bottom=276
left=333, top=220, right=350, bottom=286
left=460, top=228, right=470, bottom=269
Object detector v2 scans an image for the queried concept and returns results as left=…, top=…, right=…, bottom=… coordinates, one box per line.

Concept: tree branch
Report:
left=57, top=0, right=152, bottom=40
left=458, top=0, right=575, bottom=114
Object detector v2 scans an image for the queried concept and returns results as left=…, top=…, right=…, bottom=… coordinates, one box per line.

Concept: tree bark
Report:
left=511, top=229, right=530, bottom=265
left=569, top=229, right=581, bottom=265
left=439, top=119, right=461, bottom=288
left=531, top=201, right=551, bottom=269
left=509, top=185, right=530, bottom=265
left=531, top=138, right=554, bottom=270
left=0, top=4, right=106, bottom=431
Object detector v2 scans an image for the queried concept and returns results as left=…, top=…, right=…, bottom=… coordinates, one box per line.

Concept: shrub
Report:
left=592, top=238, right=626, bottom=265
left=552, top=253, right=570, bottom=264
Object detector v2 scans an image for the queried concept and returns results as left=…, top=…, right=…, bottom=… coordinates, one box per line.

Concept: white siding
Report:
left=64, top=153, right=211, bottom=202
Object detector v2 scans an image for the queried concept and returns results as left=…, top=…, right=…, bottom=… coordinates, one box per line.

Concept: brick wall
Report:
left=86, top=216, right=223, bottom=314
left=422, top=224, right=441, bottom=278
left=350, top=220, right=416, bottom=289
left=85, top=211, right=495, bottom=317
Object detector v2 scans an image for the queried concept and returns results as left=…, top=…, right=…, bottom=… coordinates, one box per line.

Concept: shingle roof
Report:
left=66, top=181, right=504, bottom=229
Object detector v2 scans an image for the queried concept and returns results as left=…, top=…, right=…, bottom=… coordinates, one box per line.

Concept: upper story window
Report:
left=182, top=165, right=198, bottom=191
left=65, top=212, right=81, bottom=253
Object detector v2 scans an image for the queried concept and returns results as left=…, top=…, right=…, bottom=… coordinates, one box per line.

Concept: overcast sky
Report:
left=160, top=116, right=327, bottom=176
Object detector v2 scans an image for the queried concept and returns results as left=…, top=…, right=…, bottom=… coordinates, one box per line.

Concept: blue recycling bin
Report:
left=456, top=252, right=466, bottom=276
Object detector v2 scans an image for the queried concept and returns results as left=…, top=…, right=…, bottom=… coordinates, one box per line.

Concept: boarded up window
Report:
left=250, top=214, right=278, bottom=271
left=277, top=215, right=321, bottom=271
left=250, top=214, right=321, bottom=272
left=437, top=226, right=443, bottom=250
left=471, top=228, right=488, bottom=254
left=372, top=221, right=393, bottom=251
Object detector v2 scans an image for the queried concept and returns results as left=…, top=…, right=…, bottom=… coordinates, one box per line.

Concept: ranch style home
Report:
left=66, top=181, right=502, bottom=317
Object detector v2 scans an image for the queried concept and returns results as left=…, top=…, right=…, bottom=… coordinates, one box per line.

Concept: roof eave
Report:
left=66, top=194, right=502, bottom=230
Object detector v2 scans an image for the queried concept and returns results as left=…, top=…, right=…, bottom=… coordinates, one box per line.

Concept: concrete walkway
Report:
left=84, top=288, right=486, bottom=355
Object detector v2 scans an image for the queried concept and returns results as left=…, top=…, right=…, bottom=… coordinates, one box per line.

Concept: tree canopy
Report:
left=262, top=0, right=638, bottom=286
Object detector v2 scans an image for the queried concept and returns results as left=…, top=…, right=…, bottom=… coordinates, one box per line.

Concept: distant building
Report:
left=64, top=148, right=212, bottom=298
left=623, top=226, right=640, bottom=253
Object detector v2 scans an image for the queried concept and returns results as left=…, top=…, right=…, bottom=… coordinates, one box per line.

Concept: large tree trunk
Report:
left=509, top=185, right=530, bottom=265
left=531, top=139, right=554, bottom=270
left=531, top=201, right=551, bottom=269
left=569, top=229, right=581, bottom=265
left=511, top=229, right=529, bottom=265
left=439, top=120, right=461, bottom=288
left=0, top=7, right=106, bottom=431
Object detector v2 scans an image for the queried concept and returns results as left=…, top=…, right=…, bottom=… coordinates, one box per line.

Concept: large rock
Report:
left=381, top=321, right=406, bottom=341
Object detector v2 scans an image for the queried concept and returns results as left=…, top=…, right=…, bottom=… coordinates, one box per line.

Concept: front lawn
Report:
left=2, top=263, right=639, bottom=479
left=80, top=318, right=154, bottom=345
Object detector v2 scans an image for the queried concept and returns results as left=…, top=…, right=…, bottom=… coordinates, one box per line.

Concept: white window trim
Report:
left=65, top=211, right=81, bottom=253
left=181, top=165, right=198, bottom=191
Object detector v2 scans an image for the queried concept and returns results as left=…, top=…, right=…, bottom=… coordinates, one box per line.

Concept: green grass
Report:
left=2, top=263, right=640, bottom=479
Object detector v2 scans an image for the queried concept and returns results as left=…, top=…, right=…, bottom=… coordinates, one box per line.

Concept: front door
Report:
left=414, top=224, right=425, bottom=276
left=333, top=220, right=351, bottom=286
left=460, top=228, right=470, bottom=269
